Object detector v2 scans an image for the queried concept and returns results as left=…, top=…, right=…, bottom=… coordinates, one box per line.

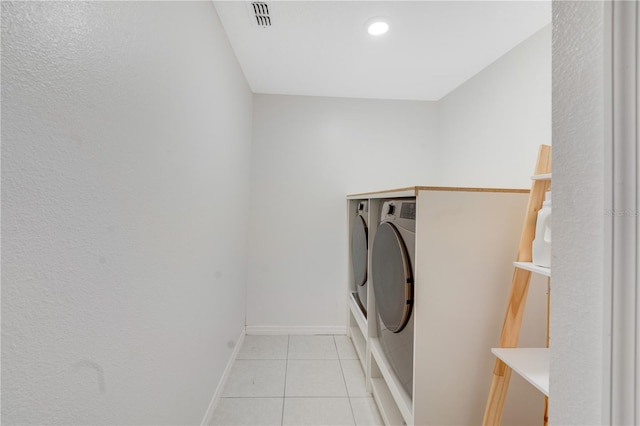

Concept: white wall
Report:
left=550, top=2, right=607, bottom=424
left=437, top=24, right=552, bottom=189
left=248, top=25, right=551, bottom=330
left=248, top=95, right=439, bottom=330
left=1, top=2, right=252, bottom=424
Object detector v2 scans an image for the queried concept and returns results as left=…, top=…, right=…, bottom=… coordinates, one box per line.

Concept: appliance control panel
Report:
left=381, top=200, right=416, bottom=222
left=381, top=201, right=395, bottom=220
left=400, top=202, right=416, bottom=220
left=357, top=200, right=369, bottom=214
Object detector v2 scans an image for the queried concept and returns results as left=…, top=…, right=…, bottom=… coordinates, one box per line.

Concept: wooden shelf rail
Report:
left=483, top=144, right=551, bottom=425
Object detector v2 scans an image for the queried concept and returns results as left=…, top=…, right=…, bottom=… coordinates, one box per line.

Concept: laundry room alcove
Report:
left=346, top=186, right=548, bottom=426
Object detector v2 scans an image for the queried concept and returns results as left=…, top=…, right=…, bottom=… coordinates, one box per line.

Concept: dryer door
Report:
left=351, top=215, right=368, bottom=287
left=372, top=222, right=413, bottom=333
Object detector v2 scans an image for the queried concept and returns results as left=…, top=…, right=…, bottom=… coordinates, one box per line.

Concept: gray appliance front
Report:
left=372, top=199, right=416, bottom=399
left=351, top=200, right=368, bottom=317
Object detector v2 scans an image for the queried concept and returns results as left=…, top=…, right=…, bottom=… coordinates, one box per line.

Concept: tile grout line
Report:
left=222, top=336, right=376, bottom=425
left=281, top=335, right=290, bottom=426
left=220, top=395, right=379, bottom=399
left=335, top=335, right=358, bottom=426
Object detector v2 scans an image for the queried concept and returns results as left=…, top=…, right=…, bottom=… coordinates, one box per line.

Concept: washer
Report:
left=350, top=200, right=369, bottom=317
left=372, top=199, right=416, bottom=398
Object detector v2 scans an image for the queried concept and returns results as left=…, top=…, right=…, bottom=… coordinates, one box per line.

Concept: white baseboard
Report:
left=245, top=325, right=347, bottom=335
left=200, top=327, right=246, bottom=426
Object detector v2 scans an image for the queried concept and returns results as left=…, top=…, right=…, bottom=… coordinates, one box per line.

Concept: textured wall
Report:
left=551, top=1, right=606, bottom=424
left=1, top=2, right=252, bottom=424
left=248, top=95, right=439, bottom=329
left=437, top=24, right=552, bottom=189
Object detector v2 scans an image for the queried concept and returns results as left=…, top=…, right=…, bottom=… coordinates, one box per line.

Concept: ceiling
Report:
left=214, top=1, right=551, bottom=102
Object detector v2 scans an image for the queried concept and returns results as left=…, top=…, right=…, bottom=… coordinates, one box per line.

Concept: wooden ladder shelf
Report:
left=482, top=144, right=552, bottom=425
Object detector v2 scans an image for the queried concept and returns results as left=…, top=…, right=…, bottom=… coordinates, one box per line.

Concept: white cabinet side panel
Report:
left=413, top=190, right=546, bottom=425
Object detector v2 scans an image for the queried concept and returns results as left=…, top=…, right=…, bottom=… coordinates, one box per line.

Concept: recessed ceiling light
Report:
left=366, top=18, right=389, bottom=36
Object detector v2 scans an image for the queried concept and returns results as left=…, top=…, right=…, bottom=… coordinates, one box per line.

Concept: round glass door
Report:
left=372, top=222, right=413, bottom=333
left=351, top=216, right=368, bottom=287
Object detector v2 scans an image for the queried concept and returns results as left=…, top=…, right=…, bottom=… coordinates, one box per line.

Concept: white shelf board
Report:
left=531, top=173, right=552, bottom=180
left=514, top=261, right=551, bottom=277
left=371, top=378, right=406, bottom=426
left=349, top=293, right=368, bottom=337
left=347, top=187, right=417, bottom=200
left=492, top=348, right=549, bottom=396
left=370, top=338, right=413, bottom=425
left=349, top=324, right=366, bottom=369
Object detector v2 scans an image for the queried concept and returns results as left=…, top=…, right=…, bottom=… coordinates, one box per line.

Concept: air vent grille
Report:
left=251, top=2, right=271, bottom=27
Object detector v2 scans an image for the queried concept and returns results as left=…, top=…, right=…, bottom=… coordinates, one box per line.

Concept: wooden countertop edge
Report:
left=347, top=186, right=530, bottom=198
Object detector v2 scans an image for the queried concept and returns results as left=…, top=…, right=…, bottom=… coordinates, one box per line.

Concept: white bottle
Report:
left=532, top=191, right=552, bottom=268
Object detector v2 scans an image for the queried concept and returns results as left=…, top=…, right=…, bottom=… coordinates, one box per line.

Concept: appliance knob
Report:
left=387, top=204, right=395, bottom=216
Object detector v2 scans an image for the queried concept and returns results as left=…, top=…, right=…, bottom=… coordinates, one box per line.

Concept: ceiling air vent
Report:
left=249, top=2, right=271, bottom=27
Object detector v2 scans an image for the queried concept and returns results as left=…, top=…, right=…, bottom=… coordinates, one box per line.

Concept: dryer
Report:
left=372, top=199, right=416, bottom=398
left=350, top=200, right=369, bottom=317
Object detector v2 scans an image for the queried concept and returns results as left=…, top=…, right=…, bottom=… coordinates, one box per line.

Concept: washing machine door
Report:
left=351, top=215, right=368, bottom=287
left=372, top=222, right=413, bottom=333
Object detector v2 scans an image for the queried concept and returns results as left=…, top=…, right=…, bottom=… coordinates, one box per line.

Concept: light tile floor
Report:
left=211, top=335, right=383, bottom=426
